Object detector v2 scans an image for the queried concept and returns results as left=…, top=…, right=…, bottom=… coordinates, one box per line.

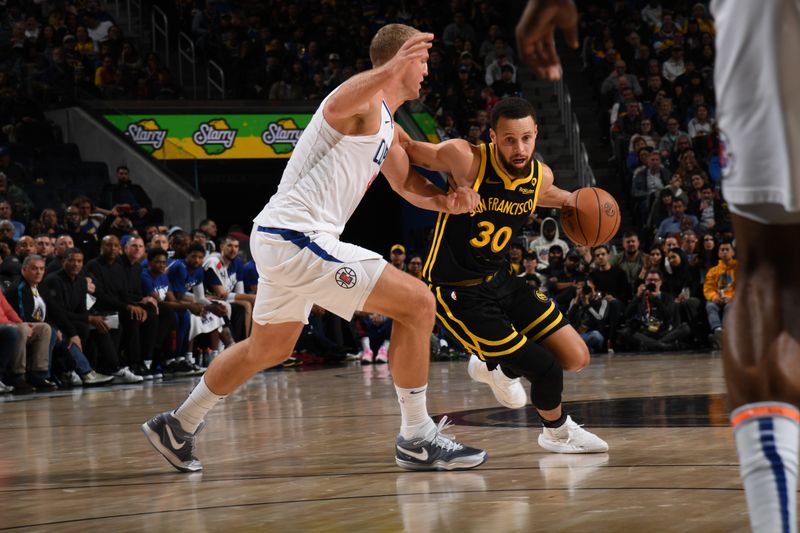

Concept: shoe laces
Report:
left=430, top=416, right=464, bottom=452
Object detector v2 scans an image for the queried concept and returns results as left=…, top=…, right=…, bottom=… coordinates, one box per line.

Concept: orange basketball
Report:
left=560, top=187, right=621, bottom=247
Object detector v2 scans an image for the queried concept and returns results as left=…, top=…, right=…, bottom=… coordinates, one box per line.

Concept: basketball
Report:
left=560, top=187, right=621, bottom=247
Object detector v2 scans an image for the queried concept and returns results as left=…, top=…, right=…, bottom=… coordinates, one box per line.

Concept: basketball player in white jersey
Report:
left=518, top=1, right=800, bottom=531
left=142, top=25, right=488, bottom=472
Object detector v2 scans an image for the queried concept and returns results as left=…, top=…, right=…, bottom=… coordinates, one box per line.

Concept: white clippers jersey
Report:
left=253, top=88, right=395, bottom=237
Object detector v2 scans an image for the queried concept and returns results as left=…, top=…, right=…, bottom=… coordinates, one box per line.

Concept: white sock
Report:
left=395, top=384, right=434, bottom=439
left=381, top=340, right=390, bottom=350
left=173, top=376, right=227, bottom=433
left=732, top=402, right=799, bottom=533
left=361, top=337, right=371, bottom=352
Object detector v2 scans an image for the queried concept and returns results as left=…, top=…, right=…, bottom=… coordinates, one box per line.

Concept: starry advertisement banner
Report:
left=103, top=113, right=313, bottom=159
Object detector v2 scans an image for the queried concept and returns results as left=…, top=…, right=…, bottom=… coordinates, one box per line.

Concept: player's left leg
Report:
left=364, top=265, right=487, bottom=471
left=723, top=214, right=800, bottom=533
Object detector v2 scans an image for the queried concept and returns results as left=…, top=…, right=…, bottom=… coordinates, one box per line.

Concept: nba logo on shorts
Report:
left=335, top=267, right=357, bottom=289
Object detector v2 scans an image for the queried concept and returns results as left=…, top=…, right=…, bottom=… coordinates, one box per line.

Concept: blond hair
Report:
left=369, top=24, right=419, bottom=67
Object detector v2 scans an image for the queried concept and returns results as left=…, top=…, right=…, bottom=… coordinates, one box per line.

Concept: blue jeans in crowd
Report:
left=705, top=301, right=728, bottom=331
left=580, top=330, right=605, bottom=354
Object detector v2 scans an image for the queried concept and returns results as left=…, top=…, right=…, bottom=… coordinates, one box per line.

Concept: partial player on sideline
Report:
left=142, top=25, right=488, bottom=473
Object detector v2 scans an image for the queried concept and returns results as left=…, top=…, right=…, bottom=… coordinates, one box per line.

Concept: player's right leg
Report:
left=142, top=321, right=304, bottom=472
left=363, top=265, right=487, bottom=471
left=723, top=215, right=800, bottom=533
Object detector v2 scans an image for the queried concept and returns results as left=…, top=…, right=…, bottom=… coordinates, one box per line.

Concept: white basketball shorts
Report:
left=250, top=225, right=387, bottom=324
left=713, top=0, right=800, bottom=224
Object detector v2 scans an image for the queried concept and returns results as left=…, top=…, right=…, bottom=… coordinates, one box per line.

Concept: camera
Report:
left=581, top=285, right=593, bottom=295
left=645, top=282, right=657, bottom=292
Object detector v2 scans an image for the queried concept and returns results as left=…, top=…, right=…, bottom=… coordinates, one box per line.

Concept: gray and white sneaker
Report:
left=538, top=415, right=609, bottom=454
left=142, top=411, right=205, bottom=472
left=0, top=380, right=13, bottom=393
left=113, top=366, right=144, bottom=384
left=395, top=416, right=487, bottom=471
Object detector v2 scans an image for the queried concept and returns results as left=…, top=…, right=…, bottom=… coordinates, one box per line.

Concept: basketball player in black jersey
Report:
left=401, top=97, right=607, bottom=453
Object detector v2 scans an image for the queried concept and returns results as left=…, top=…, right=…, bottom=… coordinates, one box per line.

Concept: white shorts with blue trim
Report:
left=250, top=225, right=387, bottom=324
left=713, top=0, right=800, bottom=224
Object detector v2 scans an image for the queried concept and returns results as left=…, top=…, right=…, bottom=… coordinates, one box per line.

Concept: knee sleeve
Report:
left=499, top=340, right=563, bottom=411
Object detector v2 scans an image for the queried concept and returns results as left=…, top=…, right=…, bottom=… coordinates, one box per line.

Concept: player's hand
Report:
left=385, top=32, right=433, bottom=74
left=88, top=315, right=110, bottom=334
left=445, top=186, right=480, bottom=214
left=515, top=0, right=579, bottom=81
left=188, top=302, right=205, bottom=315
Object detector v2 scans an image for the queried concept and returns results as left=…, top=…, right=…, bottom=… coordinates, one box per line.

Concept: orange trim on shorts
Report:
left=731, top=405, right=800, bottom=428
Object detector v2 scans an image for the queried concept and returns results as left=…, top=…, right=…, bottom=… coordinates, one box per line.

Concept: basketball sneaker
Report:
left=360, top=346, right=374, bottom=364
left=375, top=345, right=389, bottom=364
left=467, top=354, right=527, bottom=409
left=141, top=412, right=205, bottom=472
left=395, top=416, right=487, bottom=471
left=538, top=415, right=609, bottom=454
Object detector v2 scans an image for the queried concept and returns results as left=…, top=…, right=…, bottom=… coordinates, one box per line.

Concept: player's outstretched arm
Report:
left=516, top=0, right=579, bottom=81
left=400, top=133, right=477, bottom=188
left=324, top=32, right=433, bottom=125
left=382, top=142, right=479, bottom=214
left=536, top=164, right=571, bottom=208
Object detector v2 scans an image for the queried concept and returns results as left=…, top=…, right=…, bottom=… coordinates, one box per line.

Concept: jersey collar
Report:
left=489, top=143, right=533, bottom=190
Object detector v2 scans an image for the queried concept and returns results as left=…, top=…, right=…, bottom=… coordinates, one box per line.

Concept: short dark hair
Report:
left=116, top=165, right=129, bottom=173
left=147, top=247, right=168, bottom=261
left=187, top=243, right=206, bottom=255
left=593, top=244, right=610, bottom=254
left=64, top=247, right=83, bottom=261
left=623, top=231, right=638, bottom=239
left=646, top=269, right=662, bottom=279
left=490, top=96, right=536, bottom=129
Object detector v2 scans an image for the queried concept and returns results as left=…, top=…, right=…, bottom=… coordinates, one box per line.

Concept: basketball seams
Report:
left=573, top=188, right=589, bottom=246
left=591, top=187, right=602, bottom=247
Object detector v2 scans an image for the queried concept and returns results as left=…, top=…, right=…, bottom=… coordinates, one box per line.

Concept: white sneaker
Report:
left=0, top=380, right=13, bottom=393
left=538, top=415, right=608, bottom=454
left=113, top=366, right=144, bottom=384
left=69, top=371, right=83, bottom=386
left=467, top=355, right=527, bottom=409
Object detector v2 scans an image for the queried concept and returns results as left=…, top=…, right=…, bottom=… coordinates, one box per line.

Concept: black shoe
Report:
left=142, top=412, right=205, bottom=472
left=29, top=377, right=58, bottom=391
left=11, top=376, right=34, bottom=394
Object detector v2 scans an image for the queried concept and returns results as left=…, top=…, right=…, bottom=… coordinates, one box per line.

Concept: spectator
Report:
left=656, top=197, right=699, bottom=238
left=612, top=231, right=645, bottom=291
left=632, top=152, right=670, bottom=225
left=619, top=269, right=691, bottom=351
left=663, top=246, right=705, bottom=344
left=491, top=64, right=521, bottom=98
left=104, top=165, right=162, bottom=229
left=41, top=248, right=115, bottom=386
left=85, top=235, right=153, bottom=380
left=0, top=173, right=33, bottom=222
left=0, top=200, right=25, bottom=240
left=704, top=241, right=736, bottom=350
left=567, top=278, right=611, bottom=354
left=39, top=208, right=64, bottom=236
left=442, top=11, right=476, bottom=48
left=687, top=104, right=714, bottom=138
left=5, top=255, right=58, bottom=390
left=601, top=60, right=643, bottom=100
left=389, top=244, right=406, bottom=271
left=0, top=284, right=55, bottom=393
left=690, top=183, right=728, bottom=233
left=528, top=217, right=569, bottom=266
left=45, top=234, right=75, bottom=275
left=0, top=236, right=36, bottom=287
left=62, top=204, right=99, bottom=259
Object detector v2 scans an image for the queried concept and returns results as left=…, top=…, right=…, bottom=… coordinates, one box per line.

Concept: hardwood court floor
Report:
left=0, top=352, right=765, bottom=532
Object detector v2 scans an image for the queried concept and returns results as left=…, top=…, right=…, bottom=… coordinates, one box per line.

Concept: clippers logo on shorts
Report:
left=335, top=267, right=357, bottom=289
left=261, top=118, right=304, bottom=155
left=535, top=289, right=549, bottom=302
left=126, top=119, right=167, bottom=151
left=192, top=119, right=237, bottom=155
left=718, top=129, right=735, bottom=178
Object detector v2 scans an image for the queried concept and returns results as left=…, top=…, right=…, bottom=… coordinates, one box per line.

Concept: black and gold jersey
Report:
left=422, top=142, right=543, bottom=285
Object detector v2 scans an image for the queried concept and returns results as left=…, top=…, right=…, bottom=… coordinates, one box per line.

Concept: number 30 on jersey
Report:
left=469, top=221, right=512, bottom=253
